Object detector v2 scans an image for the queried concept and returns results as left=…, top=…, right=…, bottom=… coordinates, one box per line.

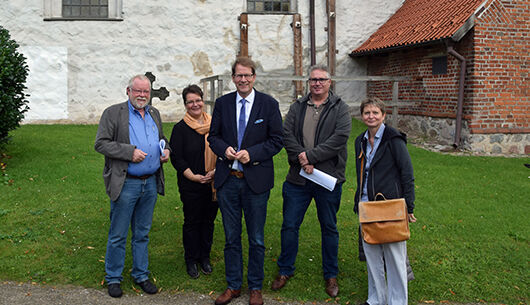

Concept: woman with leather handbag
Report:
left=354, top=97, right=417, bottom=305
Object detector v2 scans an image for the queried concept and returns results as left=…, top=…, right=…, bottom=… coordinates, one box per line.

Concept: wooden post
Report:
left=292, top=13, right=303, bottom=99
left=326, top=0, right=336, bottom=91
left=239, top=13, right=249, bottom=57
left=209, top=79, right=215, bottom=107
left=217, top=79, right=224, bottom=100
left=391, top=81, right=399, bottom=127
left=202, top=80, right=208, bottom=101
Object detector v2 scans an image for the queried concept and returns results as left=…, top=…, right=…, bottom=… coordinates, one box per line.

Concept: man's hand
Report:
left=132, top=149, right=147, bottom=163
left=298, top=151, right=309, bottom=166
left=235, top=149, right=250, bottom=164
left=408, top=213, right=417, bottom=223
left=302, top=164, right=314, bottom=174
left=225, top=146, right=237, bottom=160
left=160, top=149, right=170, bottom=163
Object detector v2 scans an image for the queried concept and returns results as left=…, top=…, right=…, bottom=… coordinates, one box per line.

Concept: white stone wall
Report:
left=19, top=46, right=68, bottom=121
left=1, top=0, right=404, bottom=123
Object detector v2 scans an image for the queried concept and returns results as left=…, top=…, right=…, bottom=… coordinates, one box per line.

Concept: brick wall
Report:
left=366, top=0, right=528, bottom=136
left=367, top=38, right=473, bottom=119
left=469, top=0, right=529, bottom=134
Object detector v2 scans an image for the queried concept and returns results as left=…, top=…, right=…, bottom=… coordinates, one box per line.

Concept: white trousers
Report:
left=362, top=240, right=408, bottom=305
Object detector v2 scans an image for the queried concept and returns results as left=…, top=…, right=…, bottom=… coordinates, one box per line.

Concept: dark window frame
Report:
left=247, top=0, right=295, bottom=14
left=432, top=56, right=448, bottom=75
left=62, top=0, right=109, bottom=19
left=43, top=0, right=122, bottom=21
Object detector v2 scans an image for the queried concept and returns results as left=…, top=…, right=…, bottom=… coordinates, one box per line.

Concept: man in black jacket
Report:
left=271, top=65, right=351, bottom=297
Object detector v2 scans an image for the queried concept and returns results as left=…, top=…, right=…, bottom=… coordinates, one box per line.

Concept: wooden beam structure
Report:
left=326, top=0, right=336, bottom=76
left=292, top=13, right=304, bottom=98
left=239, top=13, right=249, bottom=57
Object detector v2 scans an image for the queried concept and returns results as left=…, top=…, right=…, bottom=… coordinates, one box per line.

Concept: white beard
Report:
left=131, top=97, right=148, bottom=109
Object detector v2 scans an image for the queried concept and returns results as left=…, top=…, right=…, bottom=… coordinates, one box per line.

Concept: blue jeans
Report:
left=277, top=180, right=342, bottom=279
left=105, top=176, right=157, bottom=284
left=217, top=175, right=269, bottom=290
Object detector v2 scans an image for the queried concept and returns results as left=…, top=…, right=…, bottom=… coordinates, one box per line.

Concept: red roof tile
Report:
left=351, top=0, right=486, bottom=55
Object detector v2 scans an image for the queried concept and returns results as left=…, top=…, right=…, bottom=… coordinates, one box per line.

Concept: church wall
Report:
left=1, top=0, right=404, bottom=123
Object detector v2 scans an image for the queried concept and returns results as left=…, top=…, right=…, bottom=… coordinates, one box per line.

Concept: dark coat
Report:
left=354, top=125, right=415, bottom=213
left=169, top=120, right=212, bottom=194
left=207, top=90, right=283, bottom=194
left=283, top=91, right=351, bottom=185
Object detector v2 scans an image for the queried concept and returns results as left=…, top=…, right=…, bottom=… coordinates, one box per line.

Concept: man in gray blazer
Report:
left=94, top=74, right=170, bottom=298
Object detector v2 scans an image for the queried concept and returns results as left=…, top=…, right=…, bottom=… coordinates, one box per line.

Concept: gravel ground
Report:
left=0, top=281, right=335, bottom=305
left=0, top=280, right=501, bottom=305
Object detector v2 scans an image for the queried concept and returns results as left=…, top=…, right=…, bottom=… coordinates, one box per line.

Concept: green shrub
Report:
left=0, top=25, right=29, bottom=147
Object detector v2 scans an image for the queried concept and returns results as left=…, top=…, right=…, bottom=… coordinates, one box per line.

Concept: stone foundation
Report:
left=468, top=133, right=530, bottom=156
left=391, top=114, right=529, bottom=156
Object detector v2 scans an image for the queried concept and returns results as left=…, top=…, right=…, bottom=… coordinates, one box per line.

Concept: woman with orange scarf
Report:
left=169, top=84, right=218, bottom=279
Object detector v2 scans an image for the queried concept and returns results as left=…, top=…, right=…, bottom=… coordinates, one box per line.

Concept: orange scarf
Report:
left=183, top=111, right=217, bottom=200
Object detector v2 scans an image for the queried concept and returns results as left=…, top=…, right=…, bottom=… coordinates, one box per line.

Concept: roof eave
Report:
left=451, top=14, right=476, bottom=42
left=349, top=38, right=448, bottom=58
left=351, top=0, right=487, bottom=59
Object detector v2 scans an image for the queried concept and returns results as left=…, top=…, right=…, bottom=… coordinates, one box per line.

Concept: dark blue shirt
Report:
left=127, top=100, right=160, bottom=176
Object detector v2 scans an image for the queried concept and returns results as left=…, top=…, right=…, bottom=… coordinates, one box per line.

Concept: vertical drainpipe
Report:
left=447, top=45, right=466, bottom=148
left=310, top=0, right=316, bottom=65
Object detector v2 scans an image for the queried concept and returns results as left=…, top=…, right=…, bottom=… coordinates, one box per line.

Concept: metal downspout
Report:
left=310, top=0, right=316, bottom=65
left=447, top=45, right=466, bottom=148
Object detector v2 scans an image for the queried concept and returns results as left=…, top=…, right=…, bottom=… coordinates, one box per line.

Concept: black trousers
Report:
left=180, top=189, right=218, bottom=264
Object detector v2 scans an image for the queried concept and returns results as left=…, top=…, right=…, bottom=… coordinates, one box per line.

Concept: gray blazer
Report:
left=94, top=101, right=167, bottom=202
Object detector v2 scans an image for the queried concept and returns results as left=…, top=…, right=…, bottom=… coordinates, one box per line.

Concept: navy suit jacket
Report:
left=208, top=89, right=283, bottom=194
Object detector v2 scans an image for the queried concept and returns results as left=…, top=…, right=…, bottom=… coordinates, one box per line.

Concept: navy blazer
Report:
left=208, top=90, right=283, bottom=194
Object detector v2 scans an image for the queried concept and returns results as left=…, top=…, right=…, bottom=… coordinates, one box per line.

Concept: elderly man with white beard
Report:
left=95, top=74, right=170, bottom=298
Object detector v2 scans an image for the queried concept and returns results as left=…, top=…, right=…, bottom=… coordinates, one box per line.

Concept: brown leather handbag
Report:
left=359, top=193, right=410, bottom=244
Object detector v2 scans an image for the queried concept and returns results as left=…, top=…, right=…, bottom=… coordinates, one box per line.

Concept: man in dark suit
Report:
left=208, top=57, right=283, bottom=305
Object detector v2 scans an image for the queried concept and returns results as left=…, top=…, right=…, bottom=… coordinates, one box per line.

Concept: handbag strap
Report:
left=358, top=150, right=364, bottom=204
left=374, top=192, right=387, bottom=201
left=359, top=150, right=387, bottom=203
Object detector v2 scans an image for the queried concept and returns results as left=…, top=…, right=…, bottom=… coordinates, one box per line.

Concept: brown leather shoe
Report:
left=249, top=289, right=263, bottom=305
left=271, top=274, right=292, bottom=291
left=214, top=288, right=241, bottom=305
left=325, top=278, right=339, bottom=297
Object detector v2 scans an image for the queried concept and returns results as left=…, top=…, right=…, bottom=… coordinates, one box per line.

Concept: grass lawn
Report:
left=0, top=122, right=528, bottom=304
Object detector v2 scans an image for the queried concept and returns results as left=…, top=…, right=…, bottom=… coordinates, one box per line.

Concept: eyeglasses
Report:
left=185, top=99, right=203, bottom=105
left=130, top=88, right=150, bottom=95
left=308, top=78, right=330, bottom=84
left=233, top=73, right=254, bottom=80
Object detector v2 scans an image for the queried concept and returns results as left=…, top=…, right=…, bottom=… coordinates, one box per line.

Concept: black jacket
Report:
left=169, top=120, right=212, bottom=194
left=354, top=125, right=415, bottom=213
left=283, top=91, right=351, bottom=185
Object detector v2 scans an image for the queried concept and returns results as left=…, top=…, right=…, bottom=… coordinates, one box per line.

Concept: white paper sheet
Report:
left=159, top=139, right=166, bottom=157
left=299, top=168, right=337, bottom=191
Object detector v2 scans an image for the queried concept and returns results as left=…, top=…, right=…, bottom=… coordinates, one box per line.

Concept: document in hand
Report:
left=159, top=139, right=166, bottom=157
left=299, top=168, right=337, bottom=191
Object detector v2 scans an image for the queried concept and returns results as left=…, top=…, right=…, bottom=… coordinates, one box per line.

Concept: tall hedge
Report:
left=0, top=25, right=29, bottom=147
